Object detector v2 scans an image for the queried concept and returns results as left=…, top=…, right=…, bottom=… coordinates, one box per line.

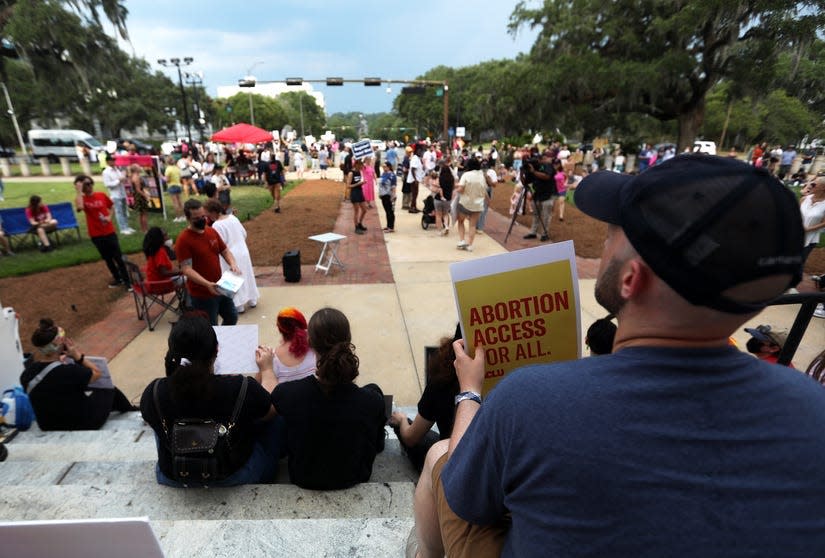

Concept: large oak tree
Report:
left=509, top=0, right=825, bottom=150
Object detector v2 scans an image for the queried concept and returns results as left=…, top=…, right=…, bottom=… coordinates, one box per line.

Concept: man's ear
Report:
left=620, top=259, right=649, bottom=300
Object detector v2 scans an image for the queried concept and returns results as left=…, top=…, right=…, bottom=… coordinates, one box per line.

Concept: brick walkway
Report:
left=75, top=199, right=602, bottom=361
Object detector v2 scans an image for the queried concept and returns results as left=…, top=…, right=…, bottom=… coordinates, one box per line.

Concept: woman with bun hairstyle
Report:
left=20, top=318, right=135, bottom=430
left=260, top=307, right=387, bottom=489
left=140, top=312, right=282, bottom=487
left=259, top=307, right=317, bottom=385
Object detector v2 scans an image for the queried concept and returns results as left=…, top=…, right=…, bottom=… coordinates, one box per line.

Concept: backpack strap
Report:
left=25, top=361, right=63, bottom=395
left=152, top=378, right=170, bottom=438
left=227, top=376, right=248, bottom=432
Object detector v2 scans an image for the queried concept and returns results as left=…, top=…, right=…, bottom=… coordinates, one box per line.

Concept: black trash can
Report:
left=283, top=250, right=301, bottom=283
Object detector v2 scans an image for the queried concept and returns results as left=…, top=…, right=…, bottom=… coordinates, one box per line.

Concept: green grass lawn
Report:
left=0, top=180, right=297, bottom=278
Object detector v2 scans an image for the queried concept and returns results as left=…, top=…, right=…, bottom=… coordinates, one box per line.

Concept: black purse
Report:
left=153, top=376, right=248, bottom=486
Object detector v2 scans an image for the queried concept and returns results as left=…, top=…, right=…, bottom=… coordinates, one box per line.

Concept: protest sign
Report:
left=450, top=241, right=581, bottom=395
left=351, top=139, right=373, bottom=160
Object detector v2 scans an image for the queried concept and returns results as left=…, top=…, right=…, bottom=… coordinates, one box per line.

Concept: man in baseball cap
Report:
left=409, top=155, right=825, bottom=558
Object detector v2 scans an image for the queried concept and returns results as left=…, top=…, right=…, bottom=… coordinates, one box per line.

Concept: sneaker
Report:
left=358, top=223, right=367, bottom=231
left=236, top=306, right=246, bottom=314
left=121, top=228, right=135, bottom=235
left=439, top=229, right=448, bottom=236
left=465, top=244, right=474, bottom=252
left=355, top=227, right=365, bottom=235
left=475, top=230, right=484, bottom=235
left=540, top=235, right=550, bottom=242
left=457, top=240, right=468, bottom=249
left=108, top=280, right=122, bottom=289
left=274, top=207, right=281, bottom=213
left=815, top=304, right=825, bottom=319
left=523, top=233, right=537, bottom=239
left=40, top=244, right=54, bottom=253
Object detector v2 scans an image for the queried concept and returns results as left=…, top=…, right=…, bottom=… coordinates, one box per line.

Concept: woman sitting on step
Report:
left=140, top=312, right=283, bottom=487
left=258, top=307, right=387, bottom=489
left=260, top=307, right=317, bottom=385
left=21, top=318, right=135, bottom=430
left=388, top=328, right=460, bottom=472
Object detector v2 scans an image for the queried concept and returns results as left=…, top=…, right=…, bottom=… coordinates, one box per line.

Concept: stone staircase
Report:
left=0, top=410, right=421, bottom=557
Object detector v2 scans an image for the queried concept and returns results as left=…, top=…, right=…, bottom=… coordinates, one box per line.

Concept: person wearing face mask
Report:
left=21, top=318, right=135, bottom=430
left=174, top=198, right=242, bottom=326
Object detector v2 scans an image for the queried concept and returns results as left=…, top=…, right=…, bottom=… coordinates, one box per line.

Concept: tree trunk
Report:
left=677, top=99, right=705, bottom=153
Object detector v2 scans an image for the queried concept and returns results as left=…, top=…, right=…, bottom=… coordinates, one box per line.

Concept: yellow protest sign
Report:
left=450, top=241, right=581, bottom=394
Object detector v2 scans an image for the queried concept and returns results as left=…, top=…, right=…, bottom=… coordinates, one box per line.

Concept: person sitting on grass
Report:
left=21, top=318, right=135, bottom=431
left=25, top=195, right=57, bottom=252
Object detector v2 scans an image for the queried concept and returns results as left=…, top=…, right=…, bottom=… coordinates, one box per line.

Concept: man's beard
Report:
left=595, top=257, right=627, bottom=315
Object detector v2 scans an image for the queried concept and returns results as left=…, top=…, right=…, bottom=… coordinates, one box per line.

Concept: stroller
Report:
left=421, top=195, right=437, bottom=229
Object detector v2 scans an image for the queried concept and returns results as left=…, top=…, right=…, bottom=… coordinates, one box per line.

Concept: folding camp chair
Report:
left=124, top=260, right=186, bottom=331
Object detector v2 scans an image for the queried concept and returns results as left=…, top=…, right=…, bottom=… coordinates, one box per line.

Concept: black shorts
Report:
left=350, top=186, right=365, bottom=203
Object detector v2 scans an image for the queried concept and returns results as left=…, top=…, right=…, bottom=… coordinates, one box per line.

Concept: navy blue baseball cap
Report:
left=574, top=154, right=804, bottom=314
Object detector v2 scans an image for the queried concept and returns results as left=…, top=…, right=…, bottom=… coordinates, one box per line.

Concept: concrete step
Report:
left=152, top=518, right=413, bottom=558
left=0, top=482, right=414, bottom=522
left=1, top=444, right=418, bottom=486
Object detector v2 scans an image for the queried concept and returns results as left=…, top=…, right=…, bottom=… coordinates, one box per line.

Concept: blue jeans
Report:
left=476, top=186, right=493, bottom=231
left=190, top=294, right=238, bottom=326
left=112, top=197, right=129, bottom=232
left=156, top=417, right=285, bottom=487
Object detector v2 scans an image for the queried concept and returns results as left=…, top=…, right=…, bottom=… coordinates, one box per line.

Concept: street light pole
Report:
left=0, top=82, right=27, bottom=157
left=246, top=61, right=264, bottom=126
left=158, top=57, right=193, bottom=145
left=185, top=71, right=205, bottom=141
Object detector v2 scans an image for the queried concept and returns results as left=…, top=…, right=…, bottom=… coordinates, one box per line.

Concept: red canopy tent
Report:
left=211, top=123, right=273, bottom=144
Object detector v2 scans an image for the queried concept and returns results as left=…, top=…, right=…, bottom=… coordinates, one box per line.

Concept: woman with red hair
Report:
left=267, top=307, right=317, bottom=385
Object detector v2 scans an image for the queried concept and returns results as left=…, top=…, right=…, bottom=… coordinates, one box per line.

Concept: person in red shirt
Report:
left=142, top=226, right=182, bottom=294
left=73, top=175, right=130, bottom=289
left=25, top=195, right=57, bottom=252
left=175, top=198, right=241, bottom=325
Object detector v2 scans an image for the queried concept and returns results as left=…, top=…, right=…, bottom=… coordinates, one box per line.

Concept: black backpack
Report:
left=152, top=376, right=248, bottom=487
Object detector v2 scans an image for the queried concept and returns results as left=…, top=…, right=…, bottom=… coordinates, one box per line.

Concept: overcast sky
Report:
left=117, top=0, right=539, bottom=114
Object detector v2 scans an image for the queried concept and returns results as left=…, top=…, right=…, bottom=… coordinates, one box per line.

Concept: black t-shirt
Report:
left=20, top=361, right=113, bottom=430
left=140, top=375, right=272, bottom=479
left=417, top=379, right=459, bottom=440
left=530, top=163, right=556, bottom=201
left=439, top=171, right=455, bottom=201
left=272, top=376, right=386, bottom=490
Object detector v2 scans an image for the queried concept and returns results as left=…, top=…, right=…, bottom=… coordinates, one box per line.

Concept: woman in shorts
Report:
left=454, top=157, right=488, bottom=252
left=164, top=156, right=184, bottom=221
left=25, top=195, right=57, bottom=252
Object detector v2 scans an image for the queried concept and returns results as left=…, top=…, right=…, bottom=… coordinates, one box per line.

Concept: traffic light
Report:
left=402, top=86, right=425, bottom=95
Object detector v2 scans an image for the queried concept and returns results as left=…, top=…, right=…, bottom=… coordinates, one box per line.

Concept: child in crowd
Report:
left=585, top=316, right=617, bottom=355
left=378, top=162, right=397, bottom=233
left=744, top=324, right=791, bottom=366
left=211, top=165, right=231, bottom=214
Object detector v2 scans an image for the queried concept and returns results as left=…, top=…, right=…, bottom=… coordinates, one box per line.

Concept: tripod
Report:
left=504, top=183, right=550, bottom=243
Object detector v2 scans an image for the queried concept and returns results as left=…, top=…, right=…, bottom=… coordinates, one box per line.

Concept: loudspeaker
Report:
left=282, top=250, right=301, bottom=283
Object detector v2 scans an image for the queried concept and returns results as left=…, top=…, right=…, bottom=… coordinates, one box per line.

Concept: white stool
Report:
left=309, top=232, right=346, bottom=275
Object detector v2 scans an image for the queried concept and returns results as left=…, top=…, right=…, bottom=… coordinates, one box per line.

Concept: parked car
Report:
left=0, top=146, right=16, bottom=159
left=28, top=129, right=104, bottom=162
left=693, top=140, right=717, bottom=155
left=114, top=138, right=155, bottom=155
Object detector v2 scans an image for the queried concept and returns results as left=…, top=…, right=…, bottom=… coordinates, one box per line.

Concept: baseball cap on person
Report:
left=744, top=324, right=789, bottom=347
left=574, top=154, right=804, bottom=314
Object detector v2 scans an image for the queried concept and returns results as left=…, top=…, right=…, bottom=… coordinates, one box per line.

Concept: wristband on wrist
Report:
left=454, top=390, right=482, bottom=406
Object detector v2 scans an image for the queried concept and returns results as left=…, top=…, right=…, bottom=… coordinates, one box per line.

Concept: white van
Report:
left=27, top=129, right=104, bottom=162
left=693, top=140, right=717, bottom=156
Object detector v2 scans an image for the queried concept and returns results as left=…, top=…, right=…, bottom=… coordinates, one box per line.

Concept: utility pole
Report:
left=158, top=57, right=193, bottom=145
